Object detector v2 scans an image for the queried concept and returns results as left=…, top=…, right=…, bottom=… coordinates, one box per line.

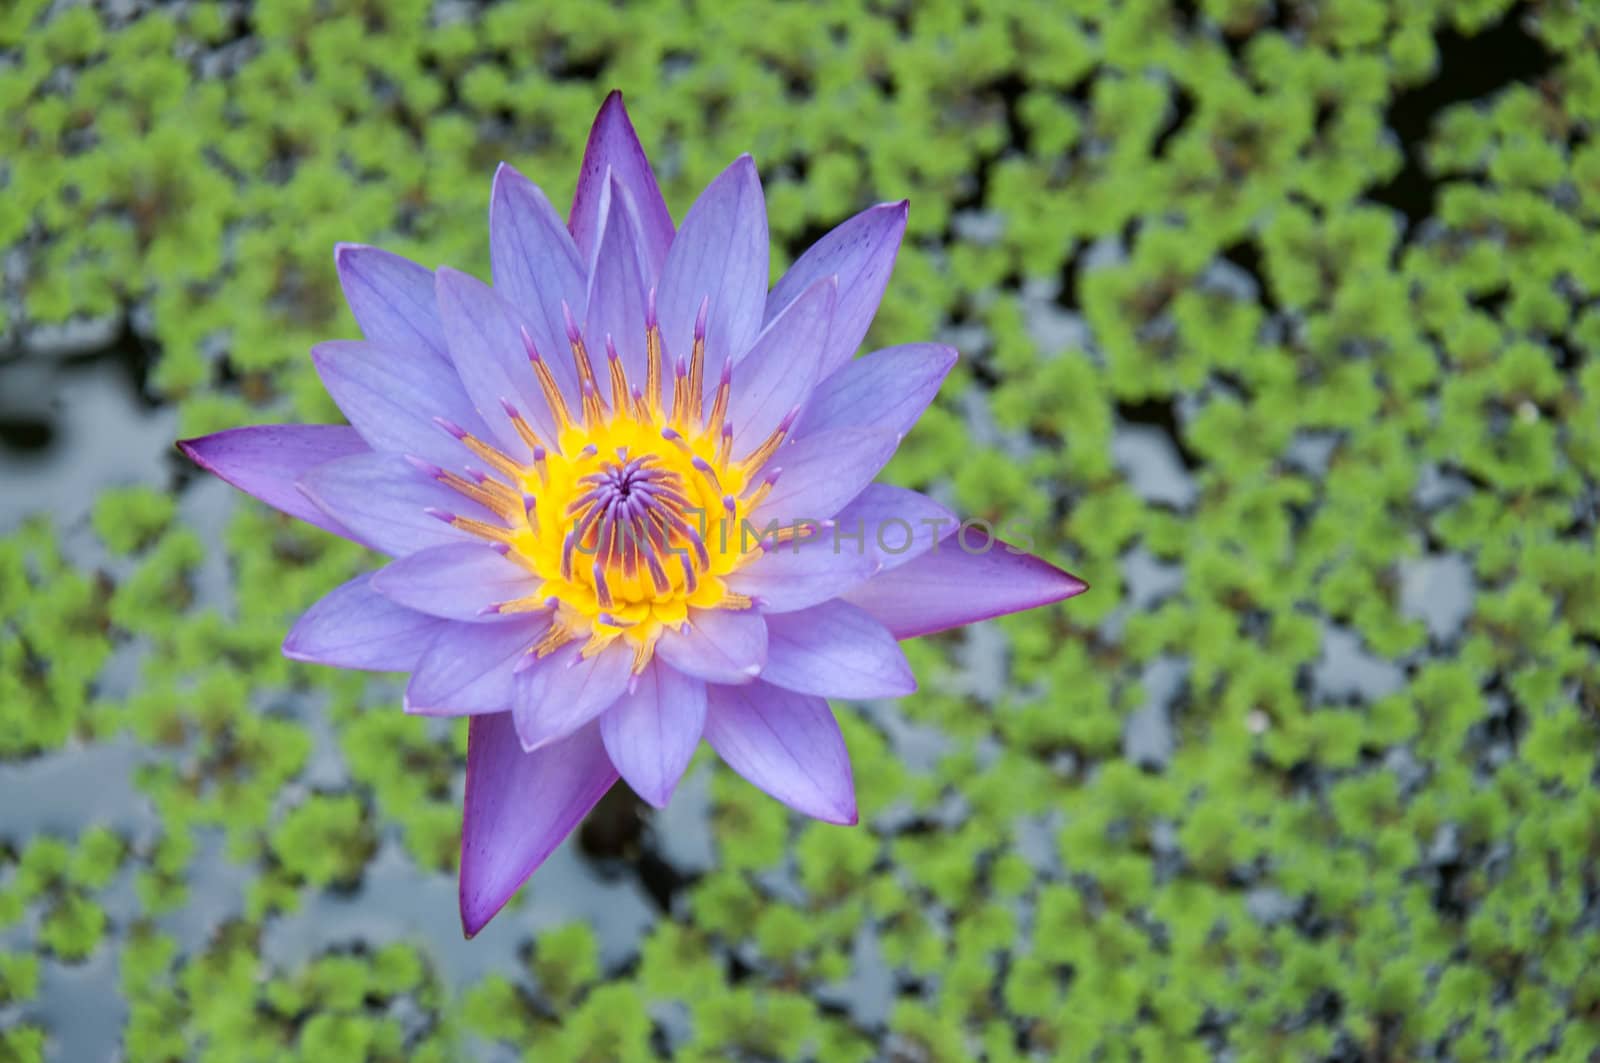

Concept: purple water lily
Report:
left=179, top=93, right=1087, bottom=936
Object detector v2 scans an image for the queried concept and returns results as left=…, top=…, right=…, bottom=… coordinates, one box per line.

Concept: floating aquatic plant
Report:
left=179, top=93, right=1087, bottom=935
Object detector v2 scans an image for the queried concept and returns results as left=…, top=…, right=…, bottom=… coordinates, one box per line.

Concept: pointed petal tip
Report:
left=432, top=264, right=465, bottom=293
left=1007, top=550, right=1089, bottom=606
left=459, top=875, right=515, bottom=938
left=812, top=792, right=859, bottom=826
left=635, top=783, right=674, bottom=810
left=331, top=241, right=369, bottom=267
left=460, top=896, right=490, bottom=939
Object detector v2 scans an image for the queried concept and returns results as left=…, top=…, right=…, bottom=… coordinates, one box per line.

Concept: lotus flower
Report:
left=179, top=93, right=1087, bottom=936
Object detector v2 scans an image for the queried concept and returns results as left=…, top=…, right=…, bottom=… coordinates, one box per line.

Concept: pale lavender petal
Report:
left=657, top=156, right=767, bottom=384
left=281, top=572, right=448, bottom=671
left=765, top=201, right=908, bottom=378
left=703, top=682, right=857, bottom=825
left=729, top=275, right=835, bottom=454
left=655, top=607, right=768, bottom=685
left=297, top=451, right=497, bottom=557
left=460, top=714, right=616, bottom=937
left=830, top=484, right=956, bottom=573
left=792, top=343, right=957, bottom=443
left=568, top=91, right=674, bottom=281
left=435, top=266, right=566, bottom=452
left=370, top=542, right=539, bottom=622
left=599, top=661, right=707, bottom=808
left=178, top=424, right=370, bottom=540
left=748, top=427, right=899, bottom=526
left=762, top=600, right=916, bottom=698
left=488, top=164, right=590, bottom=387
left=725, top=537, right=879, bottom=614
left=583, top=174, right=650, bottom=386
left=311, top=339, right=495, bottom=469
left=842, top=538, right=1089, bottom=639
left=333, top=243, right=449, bottom=367
left=405, top=617, right=546, bottom=717
left=512, top=641, right=633, bottom=752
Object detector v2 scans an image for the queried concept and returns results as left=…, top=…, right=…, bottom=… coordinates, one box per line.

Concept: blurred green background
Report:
left=3, top=0, right=1600, bottom=1060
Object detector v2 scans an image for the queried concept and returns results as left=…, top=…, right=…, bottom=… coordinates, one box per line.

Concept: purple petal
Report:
left=435, top=267, right=567, bottom=451
left=657, top=156, right=767, bottom=385
left=282, top=572, right=449, bottom=671
left=488, top=164, right=590, bottom=389
left=460, top=714, right=616, bottom=937
left=830, top=484, right=957, bottom=573
left=512, top=642, right=633, bottom=752
left=568, top=91, right=674, bottom=282
left=765, top=201, right=908, bottom=378
left=841, top=538, right=1089, bottom=639
left=405, top=617, right=546, bottom=716
left=729, top=275, right=836, bottom=455
left=599, top=661, right=707, bottom=808
left=703, top=681, right=857, bottom=825
left=333, top=244, right=450, bottom=367
left=370, top=542, right=539, bottom=622
left=311, top=339, right=495, bottom=469
left=583, top=174, right=650, bottom=387
left=297, top=451, right=498, bottom=557
left=655, top=607, right=768, bottom=685
left=749, top=427, right=900, bottom=526
left=725, top=536, right=879, bottom=614
left=178, top=424, right=370, bottom=540
left=761, top=600, right=916, bottom=699
left=792, top=343, right=957, bottom=443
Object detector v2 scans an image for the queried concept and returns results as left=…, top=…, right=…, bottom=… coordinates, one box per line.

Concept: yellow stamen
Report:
left=502, top=403, right=544, bottom=454
left=739, top=424, right=788, bottom=478
left=455, top=434, right=524, bottom=482
left=440, top=470, right=523, bottom=521
left=579, top=630, right=616, bottom=658
left=686, top=335, right=705, bottom=420
left=569, top=331, right=600, bottom=398
left=669, top=362, right=690, bottom=426
left=448, top=513, right=518, bottom=545
left=744, top=476, right=777, bottom=510
left=606, top=338, right=629, bottom=411
left=645, top=323, right=663, bottom=414
left=534, top=623, right=577, bottom=657
left=528, top=356, right=574, bottom=431
left=768, top=521, right=821, bottom=546
left=581, top=382, right=606, bottom=428
left=705, top=363, right=731, bottom=435
left=495, top=594, right=551, bottom=615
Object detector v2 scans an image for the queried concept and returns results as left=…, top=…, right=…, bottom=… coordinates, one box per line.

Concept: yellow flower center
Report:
left=428, top=307, right=791, bottom=672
